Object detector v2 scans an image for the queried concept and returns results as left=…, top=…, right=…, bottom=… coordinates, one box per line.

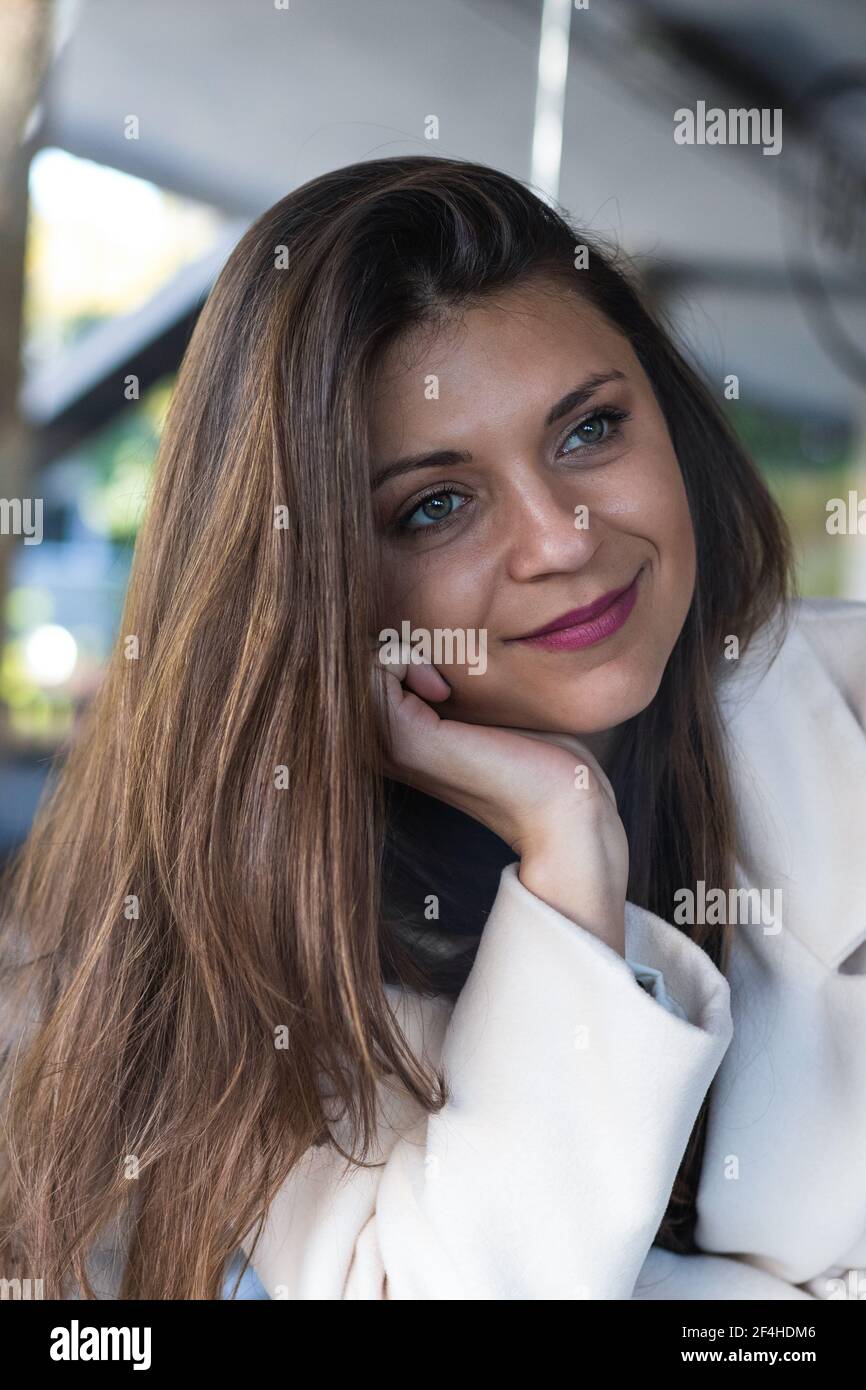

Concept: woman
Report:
left=1, top=156, right=864, bottom=1301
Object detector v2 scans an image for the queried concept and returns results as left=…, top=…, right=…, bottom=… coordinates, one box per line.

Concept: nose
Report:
left=500, top=475, right=603, bottom=582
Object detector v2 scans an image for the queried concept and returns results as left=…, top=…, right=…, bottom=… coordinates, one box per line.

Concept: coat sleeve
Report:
left=244, top=861, right=733, bottom=1300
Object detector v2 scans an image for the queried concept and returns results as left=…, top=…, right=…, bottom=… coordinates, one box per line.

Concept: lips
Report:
left=510, top=568, right=643, bottom=641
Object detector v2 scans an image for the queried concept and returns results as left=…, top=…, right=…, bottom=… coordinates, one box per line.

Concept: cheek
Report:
left=377, top=551, right=502, bottom=715
left=657, top=459, right=696, bottom=589
left=638, top=460, right=697, bottom=650
left=377, top=553, right=420, bottom=629
left=627, top=448, right=695, bottom=574
left=377, top=549, right=492, bottom=636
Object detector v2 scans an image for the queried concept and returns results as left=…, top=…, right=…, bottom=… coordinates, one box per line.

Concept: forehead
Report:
left=370, top=284, right=635, bottom=444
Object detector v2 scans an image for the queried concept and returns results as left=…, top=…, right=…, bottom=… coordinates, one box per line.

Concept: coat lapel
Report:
left=716, top=606, right=866, bottom=971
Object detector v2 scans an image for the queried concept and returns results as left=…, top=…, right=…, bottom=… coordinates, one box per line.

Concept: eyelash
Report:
left=557, top=404, right=630, bottom=457
left=393, top=404, right=630, bottom=539
left=394, top=483, right=470, bottom=538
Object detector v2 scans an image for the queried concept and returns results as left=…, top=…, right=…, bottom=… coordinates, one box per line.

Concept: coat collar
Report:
left=716, top=600, right=866, bottom=971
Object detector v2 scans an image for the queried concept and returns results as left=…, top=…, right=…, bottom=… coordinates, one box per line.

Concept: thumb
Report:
left=371, top=644, right=449, bottom=778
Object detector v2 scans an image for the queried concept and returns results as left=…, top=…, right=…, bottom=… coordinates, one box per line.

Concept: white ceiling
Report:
left=33, top=0, right=866, bottom=421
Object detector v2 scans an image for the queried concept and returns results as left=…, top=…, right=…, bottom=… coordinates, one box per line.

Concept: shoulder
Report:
left=787, top=597, right=866, bottom=726
left=717, top=595, right=866, bottom=731
left=715, top=596, right=866, bottom=970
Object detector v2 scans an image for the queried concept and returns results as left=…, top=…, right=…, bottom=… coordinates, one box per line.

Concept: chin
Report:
left=563, top=662, right=666, bottom=729
left=444, top=646, right=670, bottom=731
left=446, top=678, right=658, bottom=734
left=522, top=662, right=666, bottom=733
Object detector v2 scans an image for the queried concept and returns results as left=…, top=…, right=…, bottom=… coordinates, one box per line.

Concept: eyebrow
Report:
left=371, top=369, right=628, bottom=489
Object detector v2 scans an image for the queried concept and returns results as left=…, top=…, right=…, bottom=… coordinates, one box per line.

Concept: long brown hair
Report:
left=0, top=156, right=794, bottom=1298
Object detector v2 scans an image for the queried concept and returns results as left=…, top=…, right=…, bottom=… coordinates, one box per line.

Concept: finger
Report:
left=402, top=657, right=451, bottom=703
left=374, top=639, right=450, bottom=702
left=374, top=639, right=408, bottom=685
left=370, top=647, right=402, bottom=742
left=370, top=646, right=443, bottom=781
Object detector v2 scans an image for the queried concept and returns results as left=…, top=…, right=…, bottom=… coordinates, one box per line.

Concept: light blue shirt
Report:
left=628, top=960, right=688, bottom=1020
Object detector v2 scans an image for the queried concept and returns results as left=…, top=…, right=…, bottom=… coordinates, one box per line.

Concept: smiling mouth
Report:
left=507, top=564, right=646, bottom=652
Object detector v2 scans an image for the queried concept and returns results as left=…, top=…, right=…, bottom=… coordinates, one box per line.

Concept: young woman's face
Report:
left=369, top=281, right=697, bottom=737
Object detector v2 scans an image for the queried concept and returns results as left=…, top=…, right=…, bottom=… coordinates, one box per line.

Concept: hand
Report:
left=372, top=646, right=628, bottom=955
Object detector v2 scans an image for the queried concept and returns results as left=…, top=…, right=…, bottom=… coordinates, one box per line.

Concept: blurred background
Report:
left=0, top=0, right=864, bottom=1304
left=1, top=0, right=865, bottom=857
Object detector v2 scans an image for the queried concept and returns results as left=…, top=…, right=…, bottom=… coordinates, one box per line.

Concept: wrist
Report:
left=517, top=849, right=626, bottom=958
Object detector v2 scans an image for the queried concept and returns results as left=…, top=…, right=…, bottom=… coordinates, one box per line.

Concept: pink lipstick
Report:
left=510, top=567, right=644, bottom=652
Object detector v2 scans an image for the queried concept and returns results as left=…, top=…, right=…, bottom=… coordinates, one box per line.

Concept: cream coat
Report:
left=243, top=597, right=866, bottom=1300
